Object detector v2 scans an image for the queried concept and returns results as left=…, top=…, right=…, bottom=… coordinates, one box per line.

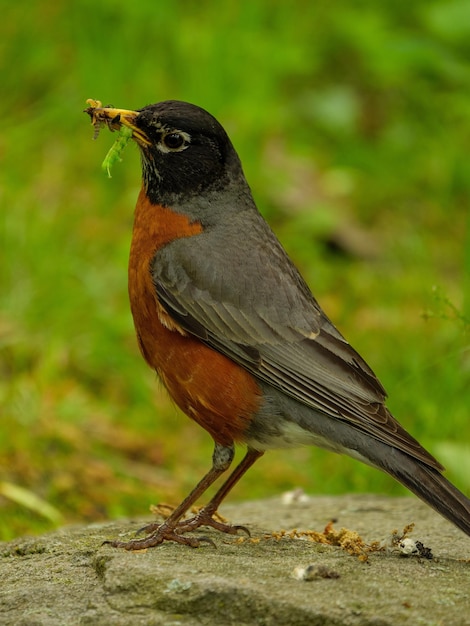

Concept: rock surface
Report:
left=1, top=494, right=470, bottom=625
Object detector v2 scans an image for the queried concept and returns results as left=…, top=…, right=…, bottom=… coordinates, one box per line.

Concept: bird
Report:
left=84, top=100, right=470, bottom=550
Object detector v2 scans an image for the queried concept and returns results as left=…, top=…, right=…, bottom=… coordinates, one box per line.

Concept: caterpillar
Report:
left=84, top=99, right=133, bottom=177
left=101, top=125, right=133, bottom=178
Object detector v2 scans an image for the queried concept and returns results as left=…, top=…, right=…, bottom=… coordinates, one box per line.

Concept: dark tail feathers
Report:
left=380, top=448, right=470, bottom=537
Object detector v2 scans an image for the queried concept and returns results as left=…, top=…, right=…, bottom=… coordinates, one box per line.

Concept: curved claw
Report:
left=232, top=524, right=251, bottom=537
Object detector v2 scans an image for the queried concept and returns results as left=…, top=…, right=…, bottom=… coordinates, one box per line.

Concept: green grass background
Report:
left=1, top=0, right=469, bottom=540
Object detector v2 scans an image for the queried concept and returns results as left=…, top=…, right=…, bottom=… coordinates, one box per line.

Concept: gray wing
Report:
left=152, top=213, right=439, bottom=467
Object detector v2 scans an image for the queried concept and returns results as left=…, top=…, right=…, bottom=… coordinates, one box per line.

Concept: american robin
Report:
left=85, top=100, right=470, bottom=550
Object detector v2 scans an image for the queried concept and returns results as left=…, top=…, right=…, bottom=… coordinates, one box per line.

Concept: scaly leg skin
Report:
left=104, top=446, right=263, bottom=550
left=139, top=448, right=263, bottom=540
left=175, top=448, right=262, bottom=536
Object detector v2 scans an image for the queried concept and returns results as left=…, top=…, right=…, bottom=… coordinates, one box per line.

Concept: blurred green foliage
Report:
left=1, top=0, right=469, bottom=540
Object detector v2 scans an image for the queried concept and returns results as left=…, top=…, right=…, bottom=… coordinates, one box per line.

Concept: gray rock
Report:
left=1, top=495, right=470, bottom=625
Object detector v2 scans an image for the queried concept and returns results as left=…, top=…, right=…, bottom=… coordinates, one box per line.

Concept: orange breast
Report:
left=128, top=188, right=262, bottom=446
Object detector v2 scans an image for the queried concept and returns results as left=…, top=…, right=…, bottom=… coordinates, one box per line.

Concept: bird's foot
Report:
left=140, top=505, right=250, bottom=538
left=103, top=522, right=217, bottom=550
left=104, top=507, right=250, bottom=550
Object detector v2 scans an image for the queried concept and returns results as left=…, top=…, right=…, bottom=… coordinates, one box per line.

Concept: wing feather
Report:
left=151, top=214, right=435, bottom=465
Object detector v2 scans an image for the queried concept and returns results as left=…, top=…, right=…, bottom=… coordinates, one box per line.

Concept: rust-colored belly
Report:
left=128, top=189, right=261, bottom=446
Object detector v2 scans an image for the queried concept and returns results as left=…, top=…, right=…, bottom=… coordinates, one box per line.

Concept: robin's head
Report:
left=89, top=101, right=246, bottom=206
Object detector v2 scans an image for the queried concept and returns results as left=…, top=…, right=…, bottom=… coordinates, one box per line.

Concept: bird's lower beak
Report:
left=84, top=100, right=151, bottom=146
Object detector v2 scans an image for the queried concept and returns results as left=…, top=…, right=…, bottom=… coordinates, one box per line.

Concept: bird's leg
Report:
left=104, top=443, right=235, bottom=550
left=175, top=448, right=264, bottom=536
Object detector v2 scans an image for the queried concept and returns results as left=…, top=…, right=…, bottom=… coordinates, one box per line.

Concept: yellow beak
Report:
left=84, top=100, right=151, bottom=146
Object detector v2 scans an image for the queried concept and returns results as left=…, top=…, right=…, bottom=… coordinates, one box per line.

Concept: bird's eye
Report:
left=163, top=133, right=185, bottom=150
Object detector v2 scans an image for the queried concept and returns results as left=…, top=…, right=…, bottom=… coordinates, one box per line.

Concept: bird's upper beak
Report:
left=84, top=100, right=151, bottom=146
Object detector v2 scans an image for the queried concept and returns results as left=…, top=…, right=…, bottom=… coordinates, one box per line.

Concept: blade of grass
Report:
left=0, top=482, right=64, bottom=526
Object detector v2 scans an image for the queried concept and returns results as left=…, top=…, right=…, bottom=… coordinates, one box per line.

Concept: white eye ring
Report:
left=158, top=130, right=191, bottom=153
